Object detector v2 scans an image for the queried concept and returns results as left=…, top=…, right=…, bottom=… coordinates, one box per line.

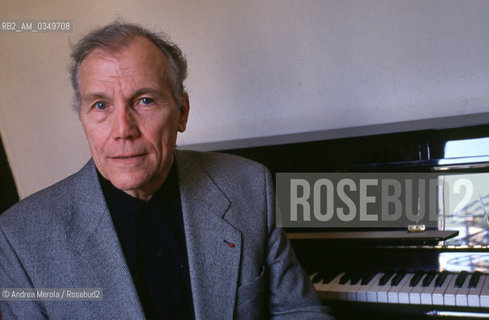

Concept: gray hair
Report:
left=69, top=21, right=188, bottom=113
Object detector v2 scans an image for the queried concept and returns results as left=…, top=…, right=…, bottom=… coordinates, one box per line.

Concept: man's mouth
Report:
left=114, top=155, right=141, bottom=159
left=111, top=153, right=147, bottom=160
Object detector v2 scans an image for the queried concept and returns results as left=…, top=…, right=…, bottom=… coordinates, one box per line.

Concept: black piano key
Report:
left=320, top=270, right=340, bottom=284
left=422, top=270, right=438, bottom=287
left=435, top=270, right=449, bottom=287
left=350, top=271, right=365, bottom=285
left=455, top=271, right=469, bottom=288
left=361, top=271, right=376, bottom=286
left=339, top=272, right=352, bottom=285
left=391, top=271, right=407, bottom=286
left=469, top=271, right=481, bottom=289
left=409, top=271, right=425, bottom=287
left=379, top=271, right=395, bottom=286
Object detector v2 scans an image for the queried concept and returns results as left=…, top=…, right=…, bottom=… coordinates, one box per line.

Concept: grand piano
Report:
left=215, top=123, right=489, bottom=319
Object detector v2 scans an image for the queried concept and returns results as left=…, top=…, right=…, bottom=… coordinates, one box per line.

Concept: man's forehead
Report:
left=81, top=36, right=168, bottom=71
left=79, top=37, right=171, bottom=87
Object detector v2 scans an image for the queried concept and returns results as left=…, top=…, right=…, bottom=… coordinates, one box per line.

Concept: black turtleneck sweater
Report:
left=99, top=165, right=194, bottom=320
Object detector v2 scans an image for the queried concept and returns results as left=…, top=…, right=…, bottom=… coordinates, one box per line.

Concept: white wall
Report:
left=1, top=0, right=489, bottom=198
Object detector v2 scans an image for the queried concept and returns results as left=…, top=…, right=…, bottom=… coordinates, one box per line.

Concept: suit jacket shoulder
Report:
left=0, top=161, right=93, bottom=241
left=176, top=149, right=267, bottom=181
left=175, top=149, right=272, bottom=237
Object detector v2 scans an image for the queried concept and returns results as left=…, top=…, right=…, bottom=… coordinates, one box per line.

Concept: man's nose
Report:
left=112, top=105, right=140, bottom=140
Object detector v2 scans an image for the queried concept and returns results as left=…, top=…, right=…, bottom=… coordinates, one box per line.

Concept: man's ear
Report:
left=178, top=93, right=190, bottom=133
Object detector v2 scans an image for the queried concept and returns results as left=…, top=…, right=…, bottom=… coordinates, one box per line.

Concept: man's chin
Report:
left=109, top=176, right=144, bottom=191
left=108, top=175, right=161, bottom=200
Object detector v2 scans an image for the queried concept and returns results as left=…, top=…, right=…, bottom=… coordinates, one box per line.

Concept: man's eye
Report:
left=94, top=101, right=108, bottom=110
left=140, top=97, right=154, bottom=105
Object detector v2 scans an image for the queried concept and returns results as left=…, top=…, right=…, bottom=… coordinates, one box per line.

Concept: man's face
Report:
left=79, top=36, right=189, bottom=200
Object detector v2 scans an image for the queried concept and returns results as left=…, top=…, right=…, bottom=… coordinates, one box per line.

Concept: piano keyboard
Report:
left=312, top=270, right=489, bottom=308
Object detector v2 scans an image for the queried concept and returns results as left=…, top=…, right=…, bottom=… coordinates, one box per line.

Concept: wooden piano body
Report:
left=217, top=124, right=489, bottom=319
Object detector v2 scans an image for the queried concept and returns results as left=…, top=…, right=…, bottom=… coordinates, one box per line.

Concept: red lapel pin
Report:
left=223, top=240, right=235, bottom=248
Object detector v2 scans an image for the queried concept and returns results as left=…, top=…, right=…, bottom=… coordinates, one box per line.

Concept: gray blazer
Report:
left=0, top=150, right=332, bottom=319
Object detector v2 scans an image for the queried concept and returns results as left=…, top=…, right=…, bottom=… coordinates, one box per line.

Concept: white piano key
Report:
left=421, top=290, right=433, bottom=305
left=364, top=273, right=385, bottom=303
left=376, top=273, right=394, bottom=303
left=355, top=273, right=379, bottom=302
left=313, top=281, right=322, bottom=291
left=421, top=274, right=438, bottom=305
left=455, top=274, right=470, bottom=307
left=409, top=275, right=427, bottom=305
left=480, top=275, right=489, bottom=307
left=432, top=274, right=455, bottom=306
left=443, top=275, right=458, bottom=306
left=387, top=273, right=411, bottom=304
left=346, top=280, right=363, bottom=302
left=377, top=289, right=389, bottom=303
left=350, top=273, right=374, bottom=302
left=467, top=274, right=486, bottom=307
left=398, top=273, right=415, bottom=304
left=317, top=273, right=345, bottom=301
left=337, top=278, right=356, bottom=301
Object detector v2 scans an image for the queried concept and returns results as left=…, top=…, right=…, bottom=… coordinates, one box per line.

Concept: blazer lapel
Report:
left=65, top=161, right=145, bottom=320
left=176, top=151, right=242, bottom=320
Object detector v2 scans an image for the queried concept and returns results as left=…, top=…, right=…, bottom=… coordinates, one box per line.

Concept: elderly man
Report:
left=0, top=22, right=332, bottom=319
